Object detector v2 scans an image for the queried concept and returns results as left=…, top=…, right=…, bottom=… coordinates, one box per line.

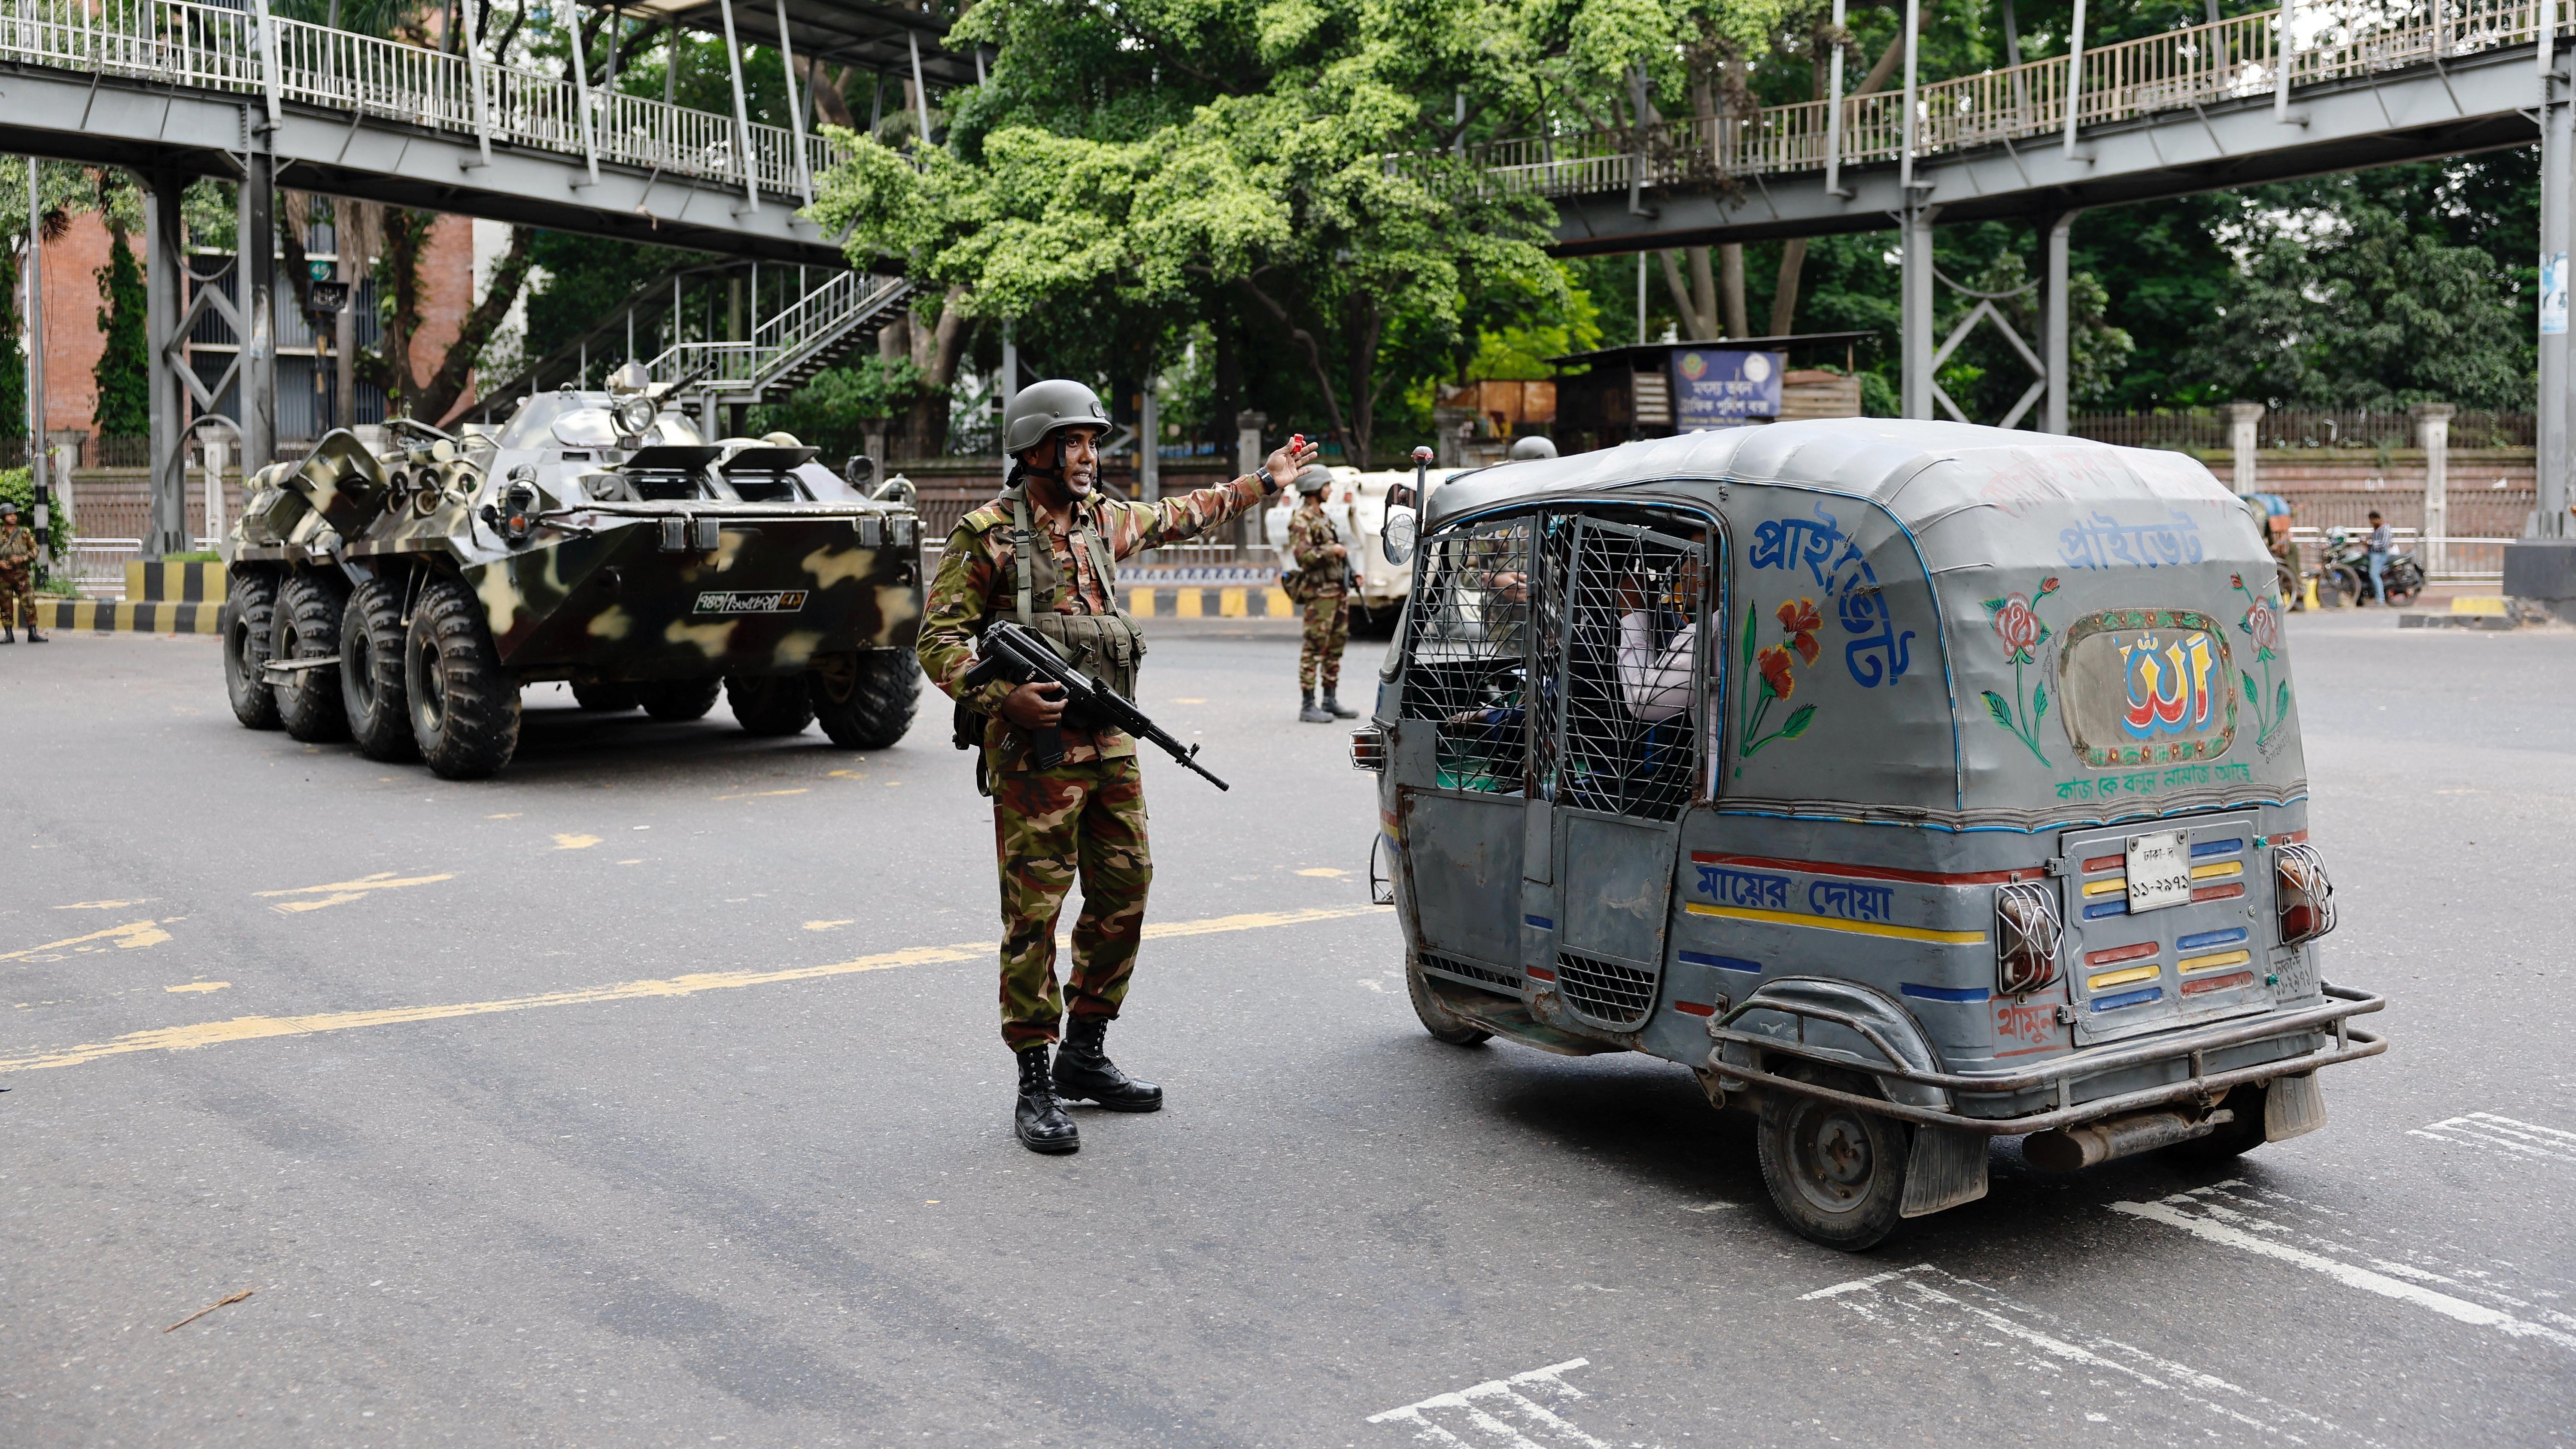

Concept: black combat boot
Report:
left=1299, top=690, right=1331, bottom=723
left=1014, top=1045, right=1080, bottom=1154
left=1, top=623, right=13, bottom=644
left=1053, top=1015, right=1164, bottom=1112
left=24, top=622, right=44, bottom=642
left=1321, top=689, right=1357, bottom=719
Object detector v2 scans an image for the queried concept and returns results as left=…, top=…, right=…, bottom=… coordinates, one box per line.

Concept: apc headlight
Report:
left=615, top=396, right=659, bottom=437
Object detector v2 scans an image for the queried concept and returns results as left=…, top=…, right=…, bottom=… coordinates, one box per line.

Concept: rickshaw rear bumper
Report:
left=1705, top=984, right=2387, bottom=1137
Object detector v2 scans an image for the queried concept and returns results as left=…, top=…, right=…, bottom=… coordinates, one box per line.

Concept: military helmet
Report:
left=1003, top=379, right=1112, bottom=457
left=0, top=497, right=18, bottom=515
left=1295, top=465, right=1332, bottom=495
left=1507, top=435, right=1559, bottom=461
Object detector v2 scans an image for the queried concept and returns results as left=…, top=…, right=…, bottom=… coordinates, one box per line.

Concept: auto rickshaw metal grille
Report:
left=1555, top=950, right=1658, bottom=1024
left=1548, top=519, right=1707, bottom=823
left=1399, top=518, right=1536, bottom=793
left=1419, top=951, right=1522, bottom=993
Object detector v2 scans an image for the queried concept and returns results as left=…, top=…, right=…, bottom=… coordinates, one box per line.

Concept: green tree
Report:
left=92, top=228, right=149, bottom=440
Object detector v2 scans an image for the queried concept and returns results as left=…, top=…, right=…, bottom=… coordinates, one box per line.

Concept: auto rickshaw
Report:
left=1352, top=419, right=2385, bottom=1250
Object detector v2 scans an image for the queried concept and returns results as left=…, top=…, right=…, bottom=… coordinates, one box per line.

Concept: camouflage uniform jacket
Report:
left=0, top=522, right=34, bottom=578
left=919, top=474, right=1273, bottom=772
left=1287, top=502, right=1348, bottom=598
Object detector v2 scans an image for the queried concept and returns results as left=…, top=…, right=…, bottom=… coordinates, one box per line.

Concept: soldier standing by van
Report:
left=1288, top=467, right=1357, bottom=723
left=917, top=380, right=1316, bottom=1154
left=0, top=498, right=45, bottom=643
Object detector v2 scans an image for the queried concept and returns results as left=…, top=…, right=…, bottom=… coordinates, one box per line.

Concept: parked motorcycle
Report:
left=2315, top=526, right=2424, bottom=608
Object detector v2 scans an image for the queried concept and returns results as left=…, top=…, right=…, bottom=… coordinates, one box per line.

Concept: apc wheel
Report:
left=273, top=572, right=353, bottom=743
left=2163, top=1083, right=2272, bottom=1163
left=222, top=570, right=283, bottom=730
left=340, top=579, right=416, bottom=762
left=809, top=650, right=920, bottom=748
left=1405, top=959, right=1492, bottom=1047
left=726, top=673, right=816, bottom=736
left=571, top=682, right=640, bottom=712
left=1756, top=1068, right=1911, bottom=1251
left=635, top=678, right=722, bottom=722
left=404, top=576, right=519, bottom=779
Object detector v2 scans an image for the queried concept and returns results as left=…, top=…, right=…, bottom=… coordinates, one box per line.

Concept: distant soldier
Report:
left=1288, top=467, right=1356, bottom=723
left=917, top=379, right=1317, bottom=1154
left=0, top=498, right=44, bottom=643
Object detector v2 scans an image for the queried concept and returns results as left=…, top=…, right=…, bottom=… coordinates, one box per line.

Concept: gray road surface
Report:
left=3, top=610, right=2571, bottom=1447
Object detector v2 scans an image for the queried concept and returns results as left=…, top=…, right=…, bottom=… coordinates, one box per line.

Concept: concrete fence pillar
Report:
left=2221, top=402, right=2264, bottom=495
left=2412, top=402, right=2454, bottom=577
left=1235, top=410, right=1267, bottom=548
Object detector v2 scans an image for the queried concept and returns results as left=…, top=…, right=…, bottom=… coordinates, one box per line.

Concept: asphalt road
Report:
left=3, top=608, right=2572, bottom=1448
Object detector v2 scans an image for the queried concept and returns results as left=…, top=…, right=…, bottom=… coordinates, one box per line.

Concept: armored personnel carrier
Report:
left=218, top=378, right=924, bottom=779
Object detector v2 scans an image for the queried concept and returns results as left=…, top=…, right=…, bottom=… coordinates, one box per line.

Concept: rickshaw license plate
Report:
left=2125, top=830, right=2192, bottom=912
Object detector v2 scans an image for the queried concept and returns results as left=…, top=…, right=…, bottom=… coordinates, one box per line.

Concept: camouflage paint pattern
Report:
left=991, top=756, right=1152, bottom=1050
left=0, top=521, right=34, bottom=625
left=222, top=420, right=923, bottom=685
left=1300, top=592, right=1350, bottom=693
left=918, top=472, right=1272, bottom=774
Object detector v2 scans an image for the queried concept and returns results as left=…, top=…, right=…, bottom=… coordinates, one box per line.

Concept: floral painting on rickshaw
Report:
left=1734, top=595, right=1821, bottom=777
left=2230, top=572, right=2293, bottom=752
left=1978, top=577, right=2061, bottom=765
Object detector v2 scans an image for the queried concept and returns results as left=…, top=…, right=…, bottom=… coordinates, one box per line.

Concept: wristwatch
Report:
left=1256, top=466, right=1278, bottom=493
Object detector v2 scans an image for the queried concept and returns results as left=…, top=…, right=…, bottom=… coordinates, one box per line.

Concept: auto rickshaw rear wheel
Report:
left=1404, top=959, right=1491, bottom=1047
left=2162, top=1082, right=2271, bottom=1161
left=1756, top=1066, right=1911, bottom=1251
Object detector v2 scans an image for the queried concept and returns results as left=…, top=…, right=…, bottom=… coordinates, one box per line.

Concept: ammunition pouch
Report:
left=1029, top=609, right=1147, bottom=727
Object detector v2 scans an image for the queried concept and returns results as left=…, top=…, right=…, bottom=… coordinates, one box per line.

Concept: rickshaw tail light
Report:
left=1995, top=881, right=2064, bottom=998
left=2275, top=843, right=2337, bottom=947
left=1350, top=724, right=1387, bottom=772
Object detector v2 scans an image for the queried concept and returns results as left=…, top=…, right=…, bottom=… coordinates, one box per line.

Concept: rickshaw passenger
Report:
left=1613, top=559, right=1713, bottom=723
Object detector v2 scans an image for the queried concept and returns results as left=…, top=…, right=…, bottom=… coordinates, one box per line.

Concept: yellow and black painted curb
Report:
left=36, top=598, right=223, bottom=635
left=1124, top=585, right=1296, bottom=618
left=128, top=559, right=228, bottom=604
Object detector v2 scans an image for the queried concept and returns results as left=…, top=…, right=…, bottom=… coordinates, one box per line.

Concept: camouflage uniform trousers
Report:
left=0, top=567, right=30, bottom=628
left=1299, top=592, right=1350, bottom=694
left=991, top=755, right=1153, bottom=1051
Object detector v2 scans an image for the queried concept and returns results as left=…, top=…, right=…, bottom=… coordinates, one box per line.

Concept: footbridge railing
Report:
left=0, top=0, right=853, bottom=203
left=1460, top=0, right=2558, bottom=198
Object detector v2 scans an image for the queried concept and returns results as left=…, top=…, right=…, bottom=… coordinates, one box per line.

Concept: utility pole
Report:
left=25, top=157, right=46, bottom=545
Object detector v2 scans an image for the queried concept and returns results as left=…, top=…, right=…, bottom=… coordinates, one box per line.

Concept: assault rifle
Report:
left=962, top=619, right=1230, bottom=790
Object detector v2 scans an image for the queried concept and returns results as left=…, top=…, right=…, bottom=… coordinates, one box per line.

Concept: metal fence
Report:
left=2070, top=410, right=2538, bottom=450
left=1456, top=0, right=2556, bottom=197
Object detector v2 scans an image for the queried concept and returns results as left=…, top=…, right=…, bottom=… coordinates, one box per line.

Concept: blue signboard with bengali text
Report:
left=1672, top=349, right=1786, bottom=428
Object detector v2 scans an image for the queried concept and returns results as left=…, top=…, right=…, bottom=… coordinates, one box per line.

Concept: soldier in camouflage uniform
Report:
left=0, top=498, right=44, bottom=643
left=1288, top=467, right=1355, bottom=723
left=917, top=378, right=1317, bottom=1154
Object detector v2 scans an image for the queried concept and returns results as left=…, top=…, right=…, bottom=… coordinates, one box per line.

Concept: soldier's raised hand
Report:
left=1264, top=434, right=1321, bottom=488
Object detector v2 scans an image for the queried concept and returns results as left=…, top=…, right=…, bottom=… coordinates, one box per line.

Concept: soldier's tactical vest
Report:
left=1003, top=490, right=1147, bottom=709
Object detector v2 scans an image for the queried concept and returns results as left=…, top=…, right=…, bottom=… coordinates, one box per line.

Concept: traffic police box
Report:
left=1549, top=335, right=1874, bottom=453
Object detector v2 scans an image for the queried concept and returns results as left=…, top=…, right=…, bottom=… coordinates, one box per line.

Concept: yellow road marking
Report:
left=166, top=982, right=229, bottom=994
left=717, top=788, right=809, bottom=801
left=1169, top=698, right=1208, bottom=704
left=827, top=769, right=867, bottom=779
left=1683, top=902, right=1988, bottom=945
left=256, top=871, right=455, bottom=914
left=1296, top=868, right=1349, bottom=878
left=1, top=919, right=176, bottom=961
left=804, top=920, right=854, bottom=931
left=553, top=835, right=601, bottom=851
left=487, top=813, right=522, bottom=819
left=54, top=899, right=149, bottom=910
left=0, top=905, right=1392, bottom=1075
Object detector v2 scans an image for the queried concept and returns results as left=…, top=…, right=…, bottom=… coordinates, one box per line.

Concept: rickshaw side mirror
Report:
left=1382, top=508, right=1418, bottom=566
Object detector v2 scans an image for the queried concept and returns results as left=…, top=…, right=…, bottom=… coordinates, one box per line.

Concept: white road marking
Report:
left=2114, top=1180, right=2576, bottom=1352
left=1368, top=1359, right=1625, bottom=1449
left=1804, top=1263, right=2367, bottom=1443
left=2410, top=1112, right=2576, bottom=1166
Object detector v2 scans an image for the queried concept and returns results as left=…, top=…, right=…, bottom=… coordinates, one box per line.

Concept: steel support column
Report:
left=1901, top=202, right=1939, bottom=419
left=240, top=143, right=276, bottom=472
left=26, top=158, right=44, bottom=520
left=715, top=0, right=760, bottom=210
left=145, top=171, right=188, bottom=555
left=2541, top=58, right=2569, bottom=538
left=2044, top=211, right=2080, bottom=435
